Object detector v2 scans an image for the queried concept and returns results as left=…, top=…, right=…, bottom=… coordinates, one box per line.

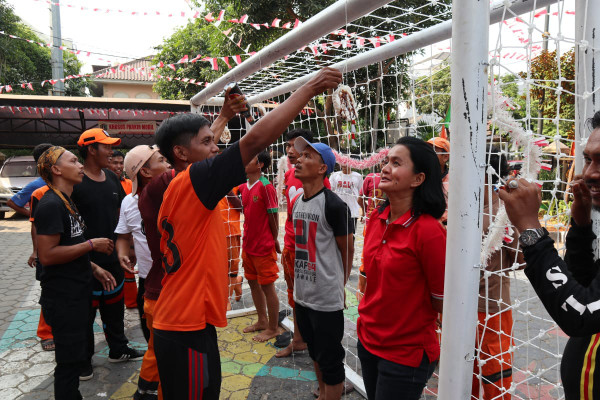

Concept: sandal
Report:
left=274, top=331, right=292, bottom=348
left=41, top=339, right=55, bottom=351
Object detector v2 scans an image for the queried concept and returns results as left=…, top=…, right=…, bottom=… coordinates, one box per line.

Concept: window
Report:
left=0, top=161, right=38, bottom=177
left=135, top=93, right=152, bottom=99
left=113, top=92, right=130, bottom=98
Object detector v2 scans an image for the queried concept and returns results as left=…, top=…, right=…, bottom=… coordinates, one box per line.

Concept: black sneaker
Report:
left=108, top=347, right=145, bottom=363
left=79, top=364, right=93, bottom=381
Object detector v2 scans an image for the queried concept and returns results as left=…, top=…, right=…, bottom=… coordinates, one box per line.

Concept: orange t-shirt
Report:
left=218, top=186, right=241, bottom=237
left=30, top=185, right=50, bottom=222
left=153, top=143, right=246, bottom=332
left=120, top=178, right=133, bottom=195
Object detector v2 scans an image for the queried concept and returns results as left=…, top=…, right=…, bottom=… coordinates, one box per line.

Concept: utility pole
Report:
left=50, top=1, right=65, bottom=96
left=537, top=6, right=551, bottom=135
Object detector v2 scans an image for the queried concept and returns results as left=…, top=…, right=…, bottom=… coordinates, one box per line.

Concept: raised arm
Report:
left=211, top=87, right=248, bottom=144
left=239, top=68, right=342, bottom=166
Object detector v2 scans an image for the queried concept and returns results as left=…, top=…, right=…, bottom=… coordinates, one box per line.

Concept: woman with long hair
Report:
left=357, top=136, right=447, bottom=400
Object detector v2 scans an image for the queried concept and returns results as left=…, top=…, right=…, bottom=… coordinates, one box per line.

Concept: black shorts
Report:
left=295, top=303, right=345, bottom=385
left=154, top=325, right=221, bottom=400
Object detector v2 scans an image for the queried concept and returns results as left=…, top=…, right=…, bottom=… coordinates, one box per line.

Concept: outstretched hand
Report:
left=305, top=67, right=343, bottom=97
left=570, top=174, right=592, bottom=226
left=118, top=254, right=136, bottom=274
left=220, top=87, right=247, bottom=120
left=497, top=178, right=542, bottom=232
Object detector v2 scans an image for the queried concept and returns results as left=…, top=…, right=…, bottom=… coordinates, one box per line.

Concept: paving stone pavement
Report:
left=0, top=212, right=569, bottom=399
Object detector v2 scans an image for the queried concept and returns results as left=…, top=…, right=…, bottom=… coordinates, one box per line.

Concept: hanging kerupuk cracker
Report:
left=220, top=126, right=231, bottom=144
left=332, top=84, right=359, bottom=145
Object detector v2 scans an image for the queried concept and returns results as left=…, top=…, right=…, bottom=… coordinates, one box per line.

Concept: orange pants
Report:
left=138, top=298, right=162, bottom=399
left=281, top=247, right=295, bottom=307
left=472, top=310, right=513, bottom=400
left=37, top=310, right=53, bottom=340
left=124, top=271, right=138, bottom=309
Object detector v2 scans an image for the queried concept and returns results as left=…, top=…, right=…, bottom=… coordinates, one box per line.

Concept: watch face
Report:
left=520, top=229, right=542, bottom=247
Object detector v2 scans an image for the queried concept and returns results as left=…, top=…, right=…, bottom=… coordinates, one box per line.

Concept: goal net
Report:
left=190, top=0, right=594, bottom=398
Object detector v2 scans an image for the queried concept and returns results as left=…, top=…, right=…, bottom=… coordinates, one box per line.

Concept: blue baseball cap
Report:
left=294, top=136, right=336, bottom=176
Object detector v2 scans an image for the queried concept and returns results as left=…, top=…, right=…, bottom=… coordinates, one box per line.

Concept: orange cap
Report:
left=77, top=128, right=121, bottom=147
left=427, top=137, right=450, bottom=153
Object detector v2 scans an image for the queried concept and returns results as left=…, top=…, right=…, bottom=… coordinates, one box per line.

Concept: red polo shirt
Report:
left=357, top=206, right=446, bottom=367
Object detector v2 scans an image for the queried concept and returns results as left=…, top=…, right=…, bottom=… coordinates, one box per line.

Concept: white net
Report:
left=194, top=0, right=591, bottom=398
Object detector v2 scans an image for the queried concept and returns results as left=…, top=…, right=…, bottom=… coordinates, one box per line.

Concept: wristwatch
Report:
left=519, top=228, right=548, bottom=248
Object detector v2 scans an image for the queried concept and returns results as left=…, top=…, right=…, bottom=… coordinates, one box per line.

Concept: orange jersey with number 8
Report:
left=153, top=167, right=229, bottom=332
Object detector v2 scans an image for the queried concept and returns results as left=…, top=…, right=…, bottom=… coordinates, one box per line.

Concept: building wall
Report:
left=103, top=82, right=158, bottom=99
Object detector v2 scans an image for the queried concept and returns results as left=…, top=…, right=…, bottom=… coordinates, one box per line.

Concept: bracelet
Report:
left=88, top=240, right=93, bottom=251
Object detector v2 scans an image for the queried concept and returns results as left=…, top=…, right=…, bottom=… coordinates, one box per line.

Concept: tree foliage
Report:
left=522, top=48, right=575, bottom=139
left=0, top=0, right=88, bottom=96
left=413, top=63, right=451, bottom=119
left=154, top=0, right=452, bottom=152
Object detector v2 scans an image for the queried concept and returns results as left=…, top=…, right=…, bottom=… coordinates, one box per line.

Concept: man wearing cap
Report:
left=428, top=137, right=450, bottom=224
left=292, top=138, right=354, bottom=400
left=115, top=145, right=169, bottom=400
left=72, top=128, right=144, bottom=380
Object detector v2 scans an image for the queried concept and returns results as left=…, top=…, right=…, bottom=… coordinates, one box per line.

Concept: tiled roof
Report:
left=93, top=57, right=157, bottom=83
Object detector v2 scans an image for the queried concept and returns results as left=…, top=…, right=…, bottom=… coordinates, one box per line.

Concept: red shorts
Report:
left=242, top=249, right=279, bottom=285
left=281, top=247, right=295, bottom=307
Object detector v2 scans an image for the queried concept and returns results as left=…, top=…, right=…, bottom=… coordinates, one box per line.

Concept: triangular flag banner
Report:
left=222, top=56, right=232, bottom=69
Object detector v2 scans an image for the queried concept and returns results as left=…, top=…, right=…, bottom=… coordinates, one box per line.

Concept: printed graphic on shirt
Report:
left=295, top=216, right=318, bottom=283
left=69, top=215, right=84, bottom=238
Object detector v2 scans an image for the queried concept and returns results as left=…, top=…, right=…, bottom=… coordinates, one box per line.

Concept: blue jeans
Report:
left=358, top=340, right=437, bottom=400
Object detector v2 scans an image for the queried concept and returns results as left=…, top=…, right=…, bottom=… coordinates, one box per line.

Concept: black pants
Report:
left=41, top=294, right=91, bottom=400
left=137, top=277, right=150, bottom=342
left=154, top=326, right=221, bottom=400
left=88, top=263, right=128, bottom=363
left=357, top=341, right=437, bottom=400
left=295, top=304, right=345, bottom=385
left=562, top=336, right=600, bottom=400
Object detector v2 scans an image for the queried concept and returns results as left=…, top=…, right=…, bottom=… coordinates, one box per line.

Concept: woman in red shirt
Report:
left=357, top=136, right=447, bottom=400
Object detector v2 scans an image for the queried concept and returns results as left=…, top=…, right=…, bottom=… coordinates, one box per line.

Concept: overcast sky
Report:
left=6, top=0, right=194, bottom=72
left=4, top=0, right=576, bottom=83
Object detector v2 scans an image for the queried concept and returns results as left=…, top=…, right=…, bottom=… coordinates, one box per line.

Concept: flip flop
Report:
left=278, top=309, right=291, bottom=324
left=274, top=331, right=292, bottom=348
left=41, top=339, right=55, bottom=351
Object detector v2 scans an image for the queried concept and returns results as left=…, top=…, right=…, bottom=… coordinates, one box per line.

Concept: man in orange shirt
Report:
left=30, top=183, right=53, bottom=350
left=109, top=150, right=133, bottom=194
left=137, top=87, right=248, bottom=400
left=152, top=68, right=342, bottom=399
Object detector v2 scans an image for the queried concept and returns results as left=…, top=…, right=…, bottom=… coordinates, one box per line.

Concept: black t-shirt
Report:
left=33, top=190, right=92, bottom=300
left=71, top=168, right=125, bottom=266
